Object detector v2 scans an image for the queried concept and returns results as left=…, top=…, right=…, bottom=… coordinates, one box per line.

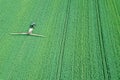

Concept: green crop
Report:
left=0, top=0, right=120, bottom=80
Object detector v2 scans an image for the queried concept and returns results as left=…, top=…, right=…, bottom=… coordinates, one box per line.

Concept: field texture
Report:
left=0, top=0, right=120, bottom=80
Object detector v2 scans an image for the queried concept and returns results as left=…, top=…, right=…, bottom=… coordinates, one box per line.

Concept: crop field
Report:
left=0, top=0, right=120, bottom=80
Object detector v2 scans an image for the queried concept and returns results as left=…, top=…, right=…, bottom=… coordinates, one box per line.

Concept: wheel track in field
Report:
left=95, top=0, right=111, bottom=80
left=56, top=0, right=71, bottom=80
left=105, top=0, right=120, bottom=79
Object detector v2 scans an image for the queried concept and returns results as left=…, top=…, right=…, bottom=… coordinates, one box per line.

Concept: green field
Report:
left=0, top=0, right=120, bottom=80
